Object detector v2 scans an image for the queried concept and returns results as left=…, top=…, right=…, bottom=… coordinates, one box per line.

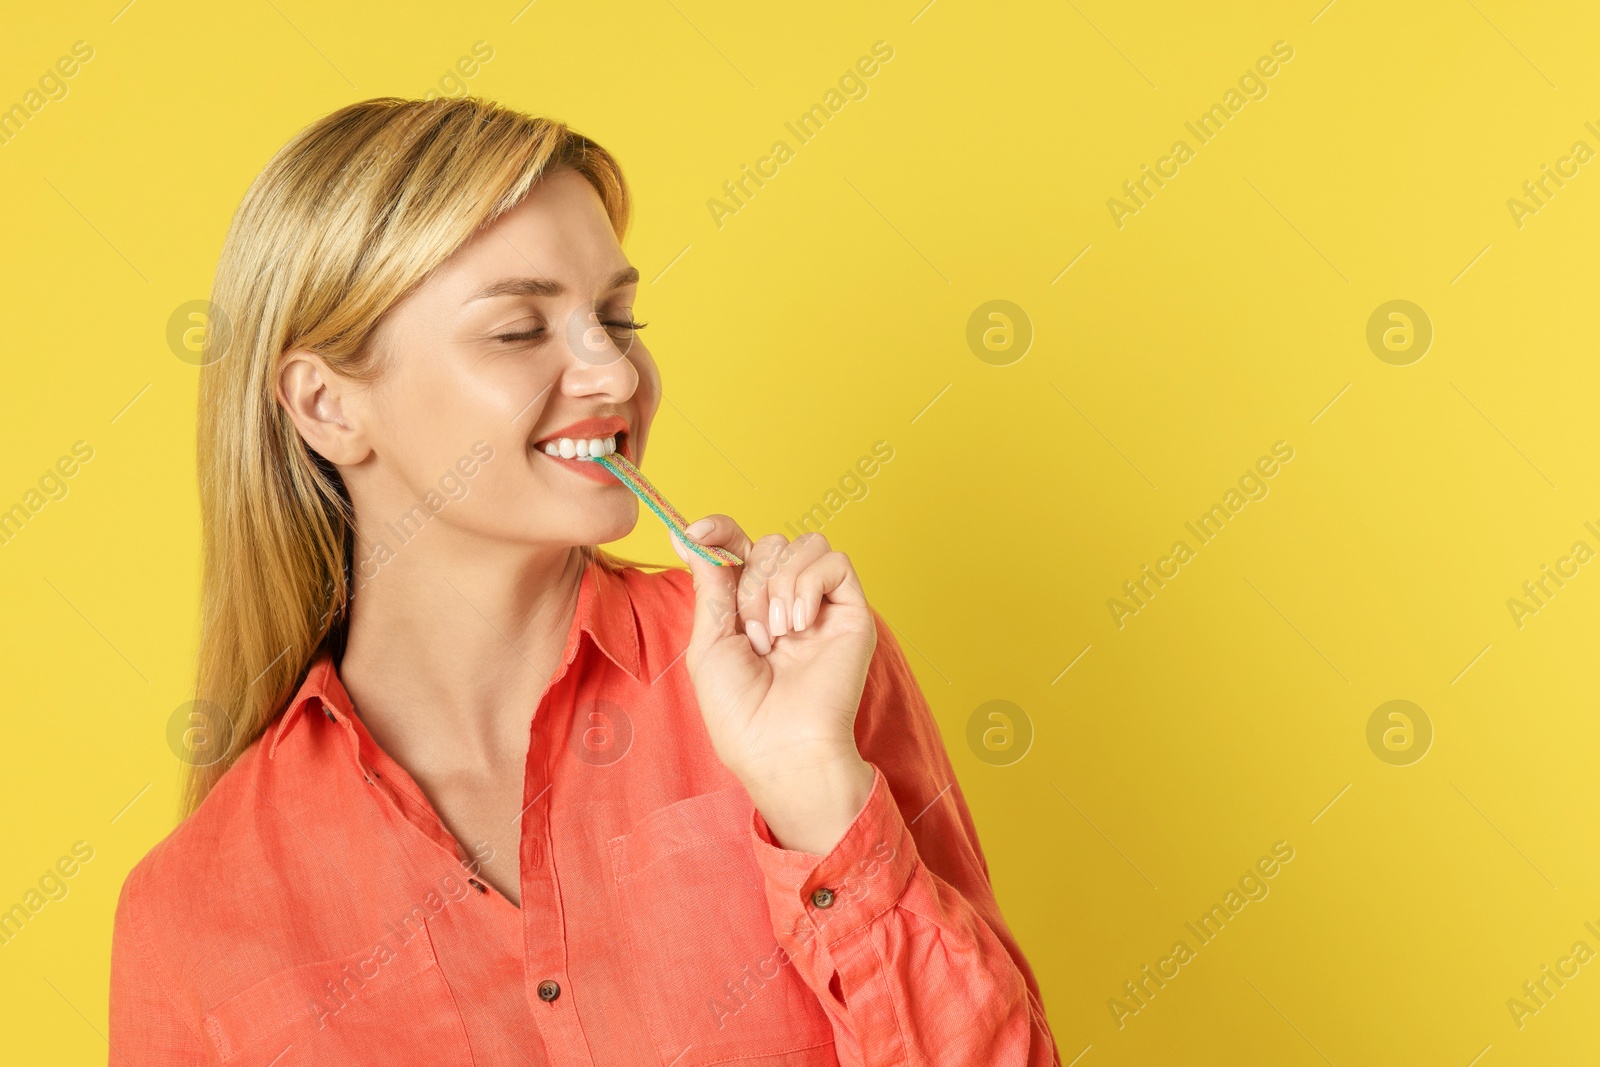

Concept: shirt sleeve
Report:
left=746, top=607, right=1062, bottom=1066
left=108, top=864, right=210, bottom=1065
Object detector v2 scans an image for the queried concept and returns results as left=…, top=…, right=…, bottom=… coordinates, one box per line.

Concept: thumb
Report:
left=671, top=518, right=749, bottom=646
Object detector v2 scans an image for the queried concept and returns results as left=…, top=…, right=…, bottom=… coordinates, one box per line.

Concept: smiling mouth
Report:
left=534, top=430, right=627, bottom=461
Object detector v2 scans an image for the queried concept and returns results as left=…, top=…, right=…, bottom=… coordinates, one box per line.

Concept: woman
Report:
left=109, top=96, right=1060, bottom=1066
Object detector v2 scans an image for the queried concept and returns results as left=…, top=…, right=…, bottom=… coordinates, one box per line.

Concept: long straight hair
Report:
left=186, top=97, right=660, bottom=817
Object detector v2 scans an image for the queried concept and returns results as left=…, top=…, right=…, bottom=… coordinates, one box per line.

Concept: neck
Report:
left=337, top=527, right=587, bottom=767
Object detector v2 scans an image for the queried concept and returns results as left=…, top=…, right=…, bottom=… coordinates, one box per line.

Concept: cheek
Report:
left=375, top=352, right=537, bottom=485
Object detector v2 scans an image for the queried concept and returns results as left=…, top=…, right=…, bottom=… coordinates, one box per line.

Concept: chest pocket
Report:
left=609, top=786, right=838, bottom=1066
left=201, top=916, right=475, bottom=1066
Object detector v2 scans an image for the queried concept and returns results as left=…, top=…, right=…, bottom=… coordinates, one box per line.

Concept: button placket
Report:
left=519, top=676, right=591, bottom=1059
left=521, top=772, right=550, bottom=871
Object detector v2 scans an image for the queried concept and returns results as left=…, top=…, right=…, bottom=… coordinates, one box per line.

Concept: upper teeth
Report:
left=543, top=434, right=618, bottom=459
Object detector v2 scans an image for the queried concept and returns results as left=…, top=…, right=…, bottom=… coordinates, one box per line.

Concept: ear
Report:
left=276, top=349, right=372, bottom=466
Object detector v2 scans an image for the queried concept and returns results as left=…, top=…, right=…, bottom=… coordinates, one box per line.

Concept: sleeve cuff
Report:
left=748, top=762, right=920, bottom=948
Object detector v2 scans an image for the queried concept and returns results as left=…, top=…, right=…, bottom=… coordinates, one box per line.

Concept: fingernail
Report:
left=684, top=518, right=714, bottom=540
left=768, top=598, right=787, bottom=637
left=669, top=533, right=691, bottom=562
left=792, top=600, right=806, bottom=631
left=746, top=619, right=771, bottom=655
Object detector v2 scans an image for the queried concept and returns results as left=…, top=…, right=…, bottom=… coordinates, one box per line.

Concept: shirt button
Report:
left=537, top=979, right=561, bottom=1002
left=810, top=887, right=835, bottom=909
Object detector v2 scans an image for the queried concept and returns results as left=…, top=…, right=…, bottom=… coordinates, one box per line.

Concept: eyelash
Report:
left=495, top=319, right=648, bottom=344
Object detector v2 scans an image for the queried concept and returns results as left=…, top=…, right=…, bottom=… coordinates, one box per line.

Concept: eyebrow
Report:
left=466, top=266, right=640, bottom=303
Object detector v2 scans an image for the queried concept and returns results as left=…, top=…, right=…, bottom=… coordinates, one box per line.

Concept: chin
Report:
left=569, top=512, right=639, bottom=549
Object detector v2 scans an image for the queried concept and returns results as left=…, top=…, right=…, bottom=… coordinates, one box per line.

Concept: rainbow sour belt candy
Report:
left=586, top=451, right=743, bottom=567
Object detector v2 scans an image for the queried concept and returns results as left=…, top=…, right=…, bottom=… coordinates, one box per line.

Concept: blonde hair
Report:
left=186, top=96, right=661, bottom=816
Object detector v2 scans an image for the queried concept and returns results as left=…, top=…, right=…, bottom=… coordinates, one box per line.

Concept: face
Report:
left=284, top=166, right=658, bottom=559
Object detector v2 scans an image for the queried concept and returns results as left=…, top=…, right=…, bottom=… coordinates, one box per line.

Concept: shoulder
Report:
left=113, top=720, right=285, bottom=944
left=110, top=725, right=293, bottom=1035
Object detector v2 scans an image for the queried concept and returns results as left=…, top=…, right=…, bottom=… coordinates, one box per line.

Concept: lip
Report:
left=531, top=414, right=633, bottom=483
left=532, top=415, right=629, bottom=446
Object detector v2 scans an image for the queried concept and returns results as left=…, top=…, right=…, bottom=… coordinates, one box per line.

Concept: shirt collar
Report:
left=268, top=553, right=642, bottom=758
left=579, top=553, right=643, bottom=681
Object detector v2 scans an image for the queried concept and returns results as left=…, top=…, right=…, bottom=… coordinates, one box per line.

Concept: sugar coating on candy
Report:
left=590, top=452, right=743, bottom=567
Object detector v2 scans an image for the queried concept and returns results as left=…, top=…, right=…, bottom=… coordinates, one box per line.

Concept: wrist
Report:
left=742, top=750, right=875, bottom=857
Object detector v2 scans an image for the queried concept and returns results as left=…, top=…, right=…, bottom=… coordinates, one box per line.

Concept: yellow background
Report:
left=2, top=1, right=1596, bottom=1063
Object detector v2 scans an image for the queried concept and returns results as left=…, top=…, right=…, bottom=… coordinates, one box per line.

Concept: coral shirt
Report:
left=109, top=558, right=1061, bottom=1065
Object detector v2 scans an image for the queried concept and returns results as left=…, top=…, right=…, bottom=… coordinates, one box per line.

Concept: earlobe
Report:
left=276, top=349, right=370, bottom=465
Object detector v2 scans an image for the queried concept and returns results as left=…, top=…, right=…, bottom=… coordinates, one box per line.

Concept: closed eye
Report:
left=496, top=321, right=645, bottom=343
left=600, top=318, right=647, bottom=353
left=496, top=326, right=547, bottom=344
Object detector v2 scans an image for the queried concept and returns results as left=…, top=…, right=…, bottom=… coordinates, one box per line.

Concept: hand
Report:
left=670, top=519, right=878, bottom=854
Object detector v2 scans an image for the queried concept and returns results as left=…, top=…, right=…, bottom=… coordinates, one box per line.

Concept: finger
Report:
left=674, top=513, right=755, bottom=646
left=792, top=551, right=868, bottom=631
left=679, top=512, right=756, bottom=565
left=761, top=533, right=830, bottom=636
left=736, top=533, right=792, bottom=652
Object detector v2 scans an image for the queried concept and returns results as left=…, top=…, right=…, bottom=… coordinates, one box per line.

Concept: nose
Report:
left=558, top=305, right=639, bottom=399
